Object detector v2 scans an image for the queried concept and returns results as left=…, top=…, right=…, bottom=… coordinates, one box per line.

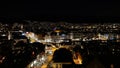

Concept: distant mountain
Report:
left=0, top=16, right=120, bottom=24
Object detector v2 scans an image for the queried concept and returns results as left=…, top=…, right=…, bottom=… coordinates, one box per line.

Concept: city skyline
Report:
left=0, top=1, right=120, bottom=68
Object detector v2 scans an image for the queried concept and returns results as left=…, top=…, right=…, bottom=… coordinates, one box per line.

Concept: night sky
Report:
left=1, top=1, right=120, bottom=23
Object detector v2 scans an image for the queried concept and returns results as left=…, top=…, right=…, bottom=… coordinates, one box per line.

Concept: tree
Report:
left=52, top=48, right=74, bottom=64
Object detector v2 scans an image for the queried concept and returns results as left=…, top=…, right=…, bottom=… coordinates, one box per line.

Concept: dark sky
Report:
left=1, top=1, right=120, bottom=23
